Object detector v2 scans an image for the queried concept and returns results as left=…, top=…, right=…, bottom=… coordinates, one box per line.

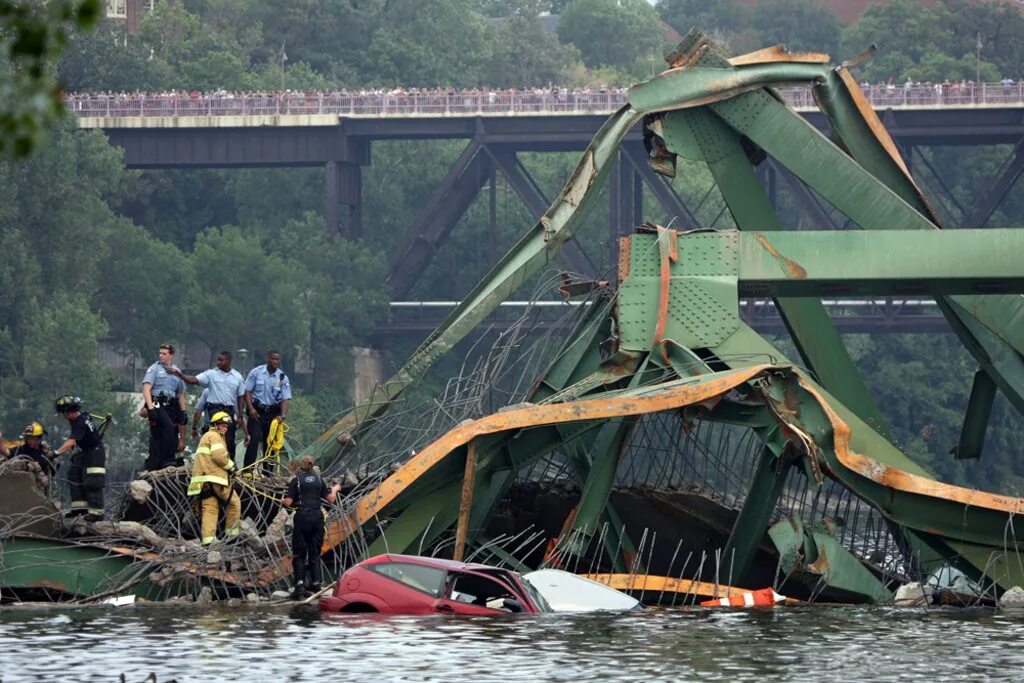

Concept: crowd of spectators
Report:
left=63, top=79, right=1024, bottom=116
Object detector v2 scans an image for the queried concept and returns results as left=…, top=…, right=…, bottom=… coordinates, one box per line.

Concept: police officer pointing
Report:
left=141, top=343, right=187, bottom=471
left=173, top=350, right=246, bottom=463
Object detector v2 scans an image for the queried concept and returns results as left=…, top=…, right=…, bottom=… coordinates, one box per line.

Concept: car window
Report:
left=369, top=562, right=446, bottom=597
left=448, top=572, right=520, bottom=609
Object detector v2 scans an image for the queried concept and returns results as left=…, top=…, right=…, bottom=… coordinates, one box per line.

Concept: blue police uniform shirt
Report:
left=143, top=362, right=185, bottom=399
left=195, top=367, right=245, bottom=407
left=195, top=388, right=209, bottom=415
left=245, top=364, right=292, bottom=406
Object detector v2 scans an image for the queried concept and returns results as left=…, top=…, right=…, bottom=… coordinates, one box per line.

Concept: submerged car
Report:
left=320, top=554, right=640, bottom=615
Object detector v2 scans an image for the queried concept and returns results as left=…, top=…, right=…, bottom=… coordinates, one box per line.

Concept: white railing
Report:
left=63, top=82, right=1024, bottom=120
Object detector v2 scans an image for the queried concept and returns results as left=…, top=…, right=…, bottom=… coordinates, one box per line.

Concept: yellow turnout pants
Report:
left=201, top=483, right=241, bottom=545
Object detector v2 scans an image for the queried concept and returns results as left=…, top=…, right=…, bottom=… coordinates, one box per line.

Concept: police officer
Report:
left=190, top=388, right=210, bottom=443
left=243, top=350, right=291, bottom=473
left=141, top=343, right=187, bottom=471
left=173, top=350, right=246, bottom=462
left=53, top=395, right=106, bottom=521
left=281, top=455, right=340, bottom=599
left=6, top=422, right=56, bottom=477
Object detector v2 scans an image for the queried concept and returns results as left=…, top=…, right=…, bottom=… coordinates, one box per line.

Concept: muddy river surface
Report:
left=2, top=604, right=1023, bottom=681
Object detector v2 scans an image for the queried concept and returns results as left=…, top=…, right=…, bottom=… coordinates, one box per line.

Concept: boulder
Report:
left=129, top=480, right=153, bottom=503
left=1000, top=586, right=1024, bottom=608
left=894, top=582, right=933, bottom=606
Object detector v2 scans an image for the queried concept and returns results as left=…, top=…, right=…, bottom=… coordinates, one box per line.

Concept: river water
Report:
left=1, top=604, right=1022, bottom=682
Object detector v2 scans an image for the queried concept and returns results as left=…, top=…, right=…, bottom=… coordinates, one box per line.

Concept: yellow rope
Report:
left=237, top=417, right=289, bottom=478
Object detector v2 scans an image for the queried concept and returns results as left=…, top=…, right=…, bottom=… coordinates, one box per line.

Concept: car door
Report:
left=365, top=561, right=448, bottom=614
left=435, top=569, right=531, bottom=614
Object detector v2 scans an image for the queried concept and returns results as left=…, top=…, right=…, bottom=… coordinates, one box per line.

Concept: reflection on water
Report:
left=1, top=605, right=1022, bottom=682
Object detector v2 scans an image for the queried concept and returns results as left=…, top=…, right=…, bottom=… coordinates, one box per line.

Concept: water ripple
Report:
left=1, top=605, right=1022, bottom=682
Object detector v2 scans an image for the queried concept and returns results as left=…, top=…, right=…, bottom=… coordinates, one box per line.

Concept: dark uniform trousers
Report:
left=206, top=404, right=238, bottom=460
left=243, top=402, right=281, bottom=472
left=292, top=508, right=325, bottom=588
left=69, top=445, right=106, bottom=517
left=145, top=399, right=184, bottom=471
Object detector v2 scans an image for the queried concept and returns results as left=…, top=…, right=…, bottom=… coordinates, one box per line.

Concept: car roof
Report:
left=365, top=553, right=512, bottom=573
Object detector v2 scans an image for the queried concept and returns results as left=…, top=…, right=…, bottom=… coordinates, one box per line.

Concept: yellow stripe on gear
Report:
left=188, top=429, right=234, bottom=496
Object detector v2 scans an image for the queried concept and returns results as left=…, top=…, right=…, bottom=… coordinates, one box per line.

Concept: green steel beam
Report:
left=308, top=105, right=645, bottom=460
left=659, top=107, right=890, bottom=437
left=363, top=481, right=462, bottom=558
left=570, top=417, right=637, bottom=551
left=703, top=84, right=1024, bottom=423
left=721, top=444, right=792, bottom=584
left=730, top=229, right=1024, bottom=296
left=0, top=537, right=159, bottom=599
left=812, top=69, right=941, bottom=225
left=954, top=370, right=997, bottom=460
left=628, top=63, right=827, bottom=115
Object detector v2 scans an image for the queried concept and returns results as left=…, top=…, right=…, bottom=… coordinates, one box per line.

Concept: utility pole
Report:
left=279, top=42, right=288, bottom=91
left=975, top=33, right=982, bottom=103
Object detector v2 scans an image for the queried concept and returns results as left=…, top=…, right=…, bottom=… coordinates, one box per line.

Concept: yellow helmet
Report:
left=22, top=422, right=45, bottom=437
left=210, top=411, right=232, bottom=425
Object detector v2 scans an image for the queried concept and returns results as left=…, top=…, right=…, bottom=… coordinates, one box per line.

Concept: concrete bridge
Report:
left=72, top=87, right=1024, bottom=336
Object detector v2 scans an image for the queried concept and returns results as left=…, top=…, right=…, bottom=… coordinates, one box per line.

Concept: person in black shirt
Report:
left=54, top=395, right=106, bottom=522
left=281, top=455, right=340, bottom=599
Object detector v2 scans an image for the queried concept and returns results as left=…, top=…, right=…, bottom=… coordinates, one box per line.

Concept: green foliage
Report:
left=363, top=0, right=492, bottom=87
left=0, top=0, right=100, bottom=156
left=750, top=0, right=840, bottom=58
left=557, top=0, right=663, bottom=74
left=840, top=0, right=1021, bottom=82
left=485, top=14, right=582, bottom=87
left=188, top=225, right=310, bottom=356
left=657, top=0, right=748, bottom=37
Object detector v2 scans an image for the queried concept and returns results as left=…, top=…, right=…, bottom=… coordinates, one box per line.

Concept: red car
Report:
left=320, top=553, right=552, bottom=615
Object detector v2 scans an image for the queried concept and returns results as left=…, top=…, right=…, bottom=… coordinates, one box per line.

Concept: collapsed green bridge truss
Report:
left=6, top=31, right=1024, bottom=603
left=307, top=31, right=1024, bottom=600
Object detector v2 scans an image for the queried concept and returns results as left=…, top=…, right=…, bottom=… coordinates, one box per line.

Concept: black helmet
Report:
left=55, top=394, right=82, bottom=414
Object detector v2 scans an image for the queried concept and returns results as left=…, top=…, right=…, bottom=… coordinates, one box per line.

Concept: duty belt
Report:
left=154, top=396, right=176, bottom=407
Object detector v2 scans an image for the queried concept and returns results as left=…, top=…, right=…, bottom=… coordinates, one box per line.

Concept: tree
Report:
left=187, top=225, right=311, bottom=358
left=484, top=14, right=582, bottom=86
left=361, top=0, right=493, bottom=87
left=0, top=0, right=100, bottom=156
left=93, top=220, right=194, bottom=358
left=59, top=20, right=174, bottom=92
left=751, top=0, right=840, bottom=58
left=657, top=0, right=748, bottom=37
left=274, top=212, right=390, bottom=353
left=557, top=0, right=663, bottom=74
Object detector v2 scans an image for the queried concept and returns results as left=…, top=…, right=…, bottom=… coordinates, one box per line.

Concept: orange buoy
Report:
left=700, top=587, right=786, bottom=607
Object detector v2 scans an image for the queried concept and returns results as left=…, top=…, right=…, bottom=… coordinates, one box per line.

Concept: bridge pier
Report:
left=324, top=161, right=363, bottom=239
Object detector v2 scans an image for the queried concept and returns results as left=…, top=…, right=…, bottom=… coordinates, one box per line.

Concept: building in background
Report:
left=105, top=0, right=157, bottom=33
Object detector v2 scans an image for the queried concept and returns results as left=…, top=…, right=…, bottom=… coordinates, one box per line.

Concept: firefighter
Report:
left=7, top=422, right=56, bottom=477
left=53, top=395, right=106, bottom=521
left=281, top=455, right=340, bottom=599
left=187, top=411, right=241, bottom=546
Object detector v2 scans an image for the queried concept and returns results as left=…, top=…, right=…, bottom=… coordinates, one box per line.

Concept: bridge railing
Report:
left=64, top=82, right=1024, bottom=118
